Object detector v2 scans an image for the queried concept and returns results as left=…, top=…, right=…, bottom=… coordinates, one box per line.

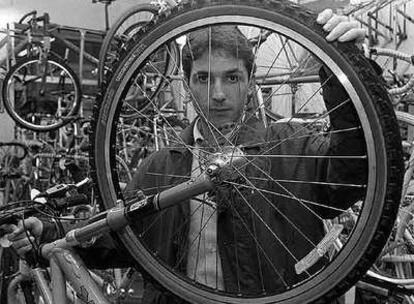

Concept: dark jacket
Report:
left=122, top=67, right=367, bottom=302
left=40, top=68, right=366, bottom=304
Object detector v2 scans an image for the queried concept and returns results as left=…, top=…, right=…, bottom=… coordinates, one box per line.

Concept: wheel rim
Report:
left=94, top=6, right=399, bottom=303
left=3, top=58, right=80, bottom=131
left=98, top=6, right=158, bottom=84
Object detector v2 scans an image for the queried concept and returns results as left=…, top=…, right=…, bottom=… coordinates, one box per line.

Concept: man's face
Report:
left=189, top=50, right=250, bottom=129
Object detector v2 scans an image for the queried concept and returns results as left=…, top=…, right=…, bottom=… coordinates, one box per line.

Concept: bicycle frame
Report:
left=36, top=250, right=110, bottom=304
left=5, top=154, right=223, bottom=303
left=6, top=249, right=109, bottom=304
left=0, top=13, right=103, bottom=82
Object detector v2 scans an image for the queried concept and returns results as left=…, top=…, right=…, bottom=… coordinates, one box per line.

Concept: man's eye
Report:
left=227, top=75, right=239, bottom=83
left=198, top=75, right=209, bottom=83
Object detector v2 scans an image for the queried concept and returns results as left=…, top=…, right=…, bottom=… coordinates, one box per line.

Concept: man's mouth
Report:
left=210, top=107, right=231, bottom=112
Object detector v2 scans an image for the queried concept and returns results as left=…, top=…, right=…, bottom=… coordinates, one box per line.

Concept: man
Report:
left=6, top=9, right=368, bottom=303
left=123, top=10, right=368, bottom=301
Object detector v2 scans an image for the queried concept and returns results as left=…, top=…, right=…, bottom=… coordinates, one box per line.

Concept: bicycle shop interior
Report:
left=1, top=0, right=414, bottom=304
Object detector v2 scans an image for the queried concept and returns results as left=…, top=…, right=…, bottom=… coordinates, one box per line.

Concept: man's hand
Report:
left=317, top=9, right=366, bottom=43
left=6, top=217, right=44, bottom=257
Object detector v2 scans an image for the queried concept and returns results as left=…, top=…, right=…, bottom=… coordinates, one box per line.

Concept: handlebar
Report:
left=33, top=152, right=88, bottom=160
left=370, top=47, right=414, bottom=64
left=2, top=150, right=248, bottom=259
left=0, top=198, right=84, bottom=227
left=55, top=151, right=247, bottom=248
left=35, top=177, right=91, bottom=199
left=41, top=171, right=215, bottom=253
left=367, top=46, right=414, bottom=96
left=18, top=11, right=51, bottom=35
left=33, top=13, right=50, bottom=25
left=0, top=179, right=91, bottom=228
left=0, top=141, right=29, bottom=160
left=54, top=193, right=89, bottom=209
left=18, top=10, right=37, bottom=24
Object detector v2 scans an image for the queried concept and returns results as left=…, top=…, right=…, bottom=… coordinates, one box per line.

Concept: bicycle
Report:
left=0, top=151, right=266, bottom=304
left=1, top=6, right=180, bottom=135
left=0, top=2, right=407, bottom=304
left=258, top=41, right=414, bottom=300
left=311, top=42, right=414, bottom=301
left=0, top=178, right=95, bottom=304
left=96, top=0, right=161, bottom=85
left=0, top=141, right=30, bottom=303
left=89, top=0, right=404, bottom=303
left=0, top=11, right=83, bottom=132
left=0, top=154, right=136, bottom=304
left=351, top=110, right=414, bottom=304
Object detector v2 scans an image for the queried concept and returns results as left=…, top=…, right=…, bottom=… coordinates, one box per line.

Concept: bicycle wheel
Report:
left=396, top=111, right=414, bottom=204
left=98, top=3, right=159, bottom=85
left=376, top=111, right=414, bottom=291
left=98, top=4, right=180, bottom=118
left=2, top=55, right=81, bottom=132
left=343, top=111, right=414, bottom=304
left=92, top=0, right=403, bottom=303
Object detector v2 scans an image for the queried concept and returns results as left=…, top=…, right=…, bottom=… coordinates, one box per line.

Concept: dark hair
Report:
left=182, top=25, right=255, bottom=80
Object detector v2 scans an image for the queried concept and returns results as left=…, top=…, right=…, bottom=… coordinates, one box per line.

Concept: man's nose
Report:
left=211, top=80, right=226, bottom=103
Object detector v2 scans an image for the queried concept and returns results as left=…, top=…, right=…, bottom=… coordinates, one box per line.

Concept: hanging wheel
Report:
left=2, top=55, right=81, bottom=132
left=98, top=3, right=160, bottom=85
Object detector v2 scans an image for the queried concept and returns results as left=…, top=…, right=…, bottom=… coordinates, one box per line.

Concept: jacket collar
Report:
left=168, top=119, right=196, bottom=153
left=168, top=116, right=267, bottom=154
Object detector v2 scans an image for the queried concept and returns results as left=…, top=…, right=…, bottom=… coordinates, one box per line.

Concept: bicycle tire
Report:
left=97, top=3, right=159, bottom=85
left=350, top=111, right=414, bottom=304
left=1, top=55, right=81, bottom=132
left=394, top=202, right=414, bottom=270
left=390, top=111, right=414, bottom=293
left=389, top=196, right=414, bottom=304
left=91, top=0, right=404, bottom=303
left=396, top=111, right=414, bottom=201
left=98, top=3, right=181, bottom=119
